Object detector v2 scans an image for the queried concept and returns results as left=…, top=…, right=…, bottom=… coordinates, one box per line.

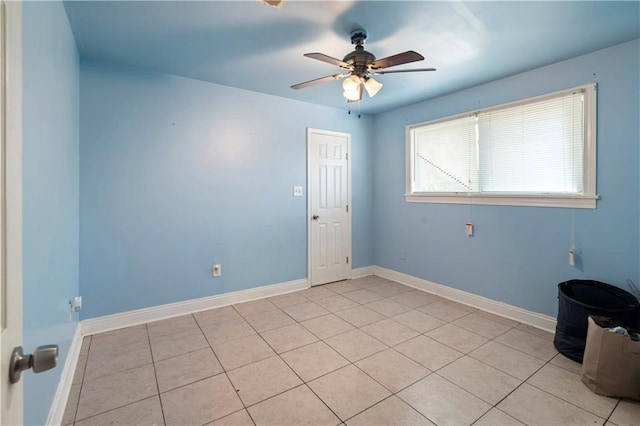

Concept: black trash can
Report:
left=554, top=280, right=640, bottom=363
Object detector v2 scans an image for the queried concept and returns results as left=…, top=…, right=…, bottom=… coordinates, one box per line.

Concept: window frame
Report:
left=405, top=84, right=598, bottom=209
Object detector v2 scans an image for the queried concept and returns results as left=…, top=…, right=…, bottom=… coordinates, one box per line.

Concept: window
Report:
left=406, top=84, right=597, bottom=208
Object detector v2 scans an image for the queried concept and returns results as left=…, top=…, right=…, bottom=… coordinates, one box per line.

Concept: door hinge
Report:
left=346, top=205, right=349, bottom=213
left=346, top=256, right=349, bottom=264
left=346, top=152, right=349, bottom=160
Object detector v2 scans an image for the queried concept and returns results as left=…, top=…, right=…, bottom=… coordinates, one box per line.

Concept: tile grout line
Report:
left=440, top=316, right=597, bottom=424
left=387, top=305, right=536, bottom=424
left=228, top=301, right=334, bottom=423
left=260, top=320, right=394, bottom=422
left=524, top=378, right=617, bottom=421
left=313, top=288, right=460, bottom=424
left=340, top=363, right=434, bottom=424
left=226, top=281, right=481, bottom=423
left=74, top=323, right=164, bottom=424
left=278, top=282, right=433, bottom=424
left=73, top=328, right=165, bottom=424
left=68, top=335, right=91, bottom=425
left=232, top=282, right=394, bottom=423
left=331, top=284, right=553, bottom=425
left=605, top=399, right=622, bottom=425
left=147, top=322, right=168, bottom=426
left=438, top=324, right=530, bottom=383
left=231, top=291, right=382, bottom=423
left=477, top=326, right=615, bottom=424
left=73, top=396, right=163, bottom=425
left=507, top=323, right=620, bottom=421
left=199, top=305, right=258, bottom=425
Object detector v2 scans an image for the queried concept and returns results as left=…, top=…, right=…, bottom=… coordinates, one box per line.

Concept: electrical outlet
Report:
left=465, top=222, right=474, bottom=236
left=68, top=296, right=82, bottom=321
left=72, top=296, right=82, bottom=312
left=293, top=186, right=303, bottom=197
left=213, top=264, right=222, bottom=277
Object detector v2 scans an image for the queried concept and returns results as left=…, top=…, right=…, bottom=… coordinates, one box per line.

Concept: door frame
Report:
left=0, top=0, right=23, bottom=424
left=306, top=128, right=352, bottom=287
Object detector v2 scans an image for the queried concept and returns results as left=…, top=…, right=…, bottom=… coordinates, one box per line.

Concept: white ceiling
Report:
left=63, top=1, right=640, bottom=114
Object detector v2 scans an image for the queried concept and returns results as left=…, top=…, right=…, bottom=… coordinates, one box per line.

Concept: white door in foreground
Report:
left=1, top=1, right=24, bottom=423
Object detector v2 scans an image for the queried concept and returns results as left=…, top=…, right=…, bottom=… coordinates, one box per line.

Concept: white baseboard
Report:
left=81, top=278, right=309, bottom=336
left=47, top=323, right=83, bottom=426
left=351, top=266, right=374, bottom=279
left=372, top=266, right=557, bottom=333
left=80, top=267, right=555, bottom=336
left=51, top=269, right=557, bottom=424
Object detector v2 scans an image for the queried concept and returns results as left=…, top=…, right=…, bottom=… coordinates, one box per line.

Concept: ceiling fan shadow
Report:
left=330, top=1, right=408, bottom=44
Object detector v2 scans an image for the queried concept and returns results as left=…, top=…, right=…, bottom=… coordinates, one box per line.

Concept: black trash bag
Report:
left=554, top=280, right=640, bottom=363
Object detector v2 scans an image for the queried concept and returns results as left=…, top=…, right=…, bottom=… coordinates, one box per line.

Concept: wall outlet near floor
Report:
left=68, top=296, right=82, bottom=321
left=71, top=296, right=82, bottom=312
left=293, top=186, right=303, bottom=197
left=212, top=264, right=222, bottom=277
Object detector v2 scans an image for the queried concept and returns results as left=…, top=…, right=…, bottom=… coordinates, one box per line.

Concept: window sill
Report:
left=405, top=193, right=598, bottom=209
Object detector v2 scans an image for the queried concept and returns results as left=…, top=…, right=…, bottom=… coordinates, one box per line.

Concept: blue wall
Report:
left=79, top=40, right=639, bottom=321
left=22, top=1, right=80, bottom=425
left=372, top=40, right=640, bottom=317
left=79, top=59, right=373, bottom=319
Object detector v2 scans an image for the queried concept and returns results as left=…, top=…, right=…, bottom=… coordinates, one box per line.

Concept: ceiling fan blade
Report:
left=370, top=51, right=424, bottom=69
left=374, top=68, right=436, bottom=75
left=304, top=53, right=351, bottom=69
left=291, top=73, right=346, bottom=90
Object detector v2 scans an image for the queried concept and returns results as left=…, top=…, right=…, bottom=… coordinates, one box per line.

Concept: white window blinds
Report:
left=406, top=84, right=597, bottom=208
left=412, top=115, right=477, bottom=193
left=478, top=90, right=584, bottom=193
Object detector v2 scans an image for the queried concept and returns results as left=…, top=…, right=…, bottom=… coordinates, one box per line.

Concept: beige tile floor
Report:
left=63, top=276, right=640, bottom=426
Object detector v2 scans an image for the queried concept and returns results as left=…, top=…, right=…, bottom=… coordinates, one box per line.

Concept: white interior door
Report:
left=308, top=128, right=351, bottom=286
left=1, top=1, right=24, bottom=423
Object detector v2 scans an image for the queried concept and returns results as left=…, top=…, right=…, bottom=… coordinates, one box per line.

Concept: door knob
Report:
left=312, top=215, right=319, bottom=220
left=9, top=345, right=59, bottom=384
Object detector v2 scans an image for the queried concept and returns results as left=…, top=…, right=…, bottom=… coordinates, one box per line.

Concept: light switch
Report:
left=213, top=264, right=222, bottom=277
left=293, top=186, right=303, bottom=197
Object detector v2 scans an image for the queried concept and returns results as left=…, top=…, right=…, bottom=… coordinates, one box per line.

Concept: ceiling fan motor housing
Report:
left=350, top=29, right=368, bottom=46
left=345, top=29, right=375, bottom=77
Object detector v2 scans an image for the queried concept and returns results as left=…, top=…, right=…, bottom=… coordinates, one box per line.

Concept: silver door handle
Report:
left=312, top=215, right=319, bottom=220
left=9, top=345, right=59, bottom=384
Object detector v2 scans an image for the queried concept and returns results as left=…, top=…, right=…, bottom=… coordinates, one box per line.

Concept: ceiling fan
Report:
left=291, top=29, right=436, bottom=103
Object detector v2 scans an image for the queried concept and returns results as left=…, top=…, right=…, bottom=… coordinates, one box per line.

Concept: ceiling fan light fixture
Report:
left=343, top=89, right=361, bottom=102
left=342, top=75, right=360, bottom=91
left=342, top=75, right=362, bottom=101
left=364, top=77, right=383, bottom=97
